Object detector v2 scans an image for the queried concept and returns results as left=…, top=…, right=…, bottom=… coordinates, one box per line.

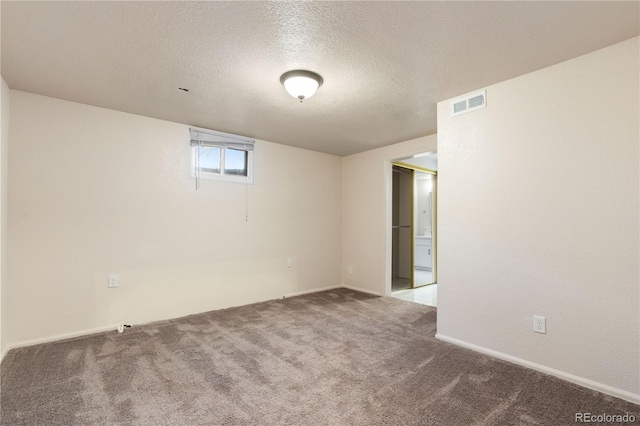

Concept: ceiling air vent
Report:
left=450, top=90, right=486, bottom=117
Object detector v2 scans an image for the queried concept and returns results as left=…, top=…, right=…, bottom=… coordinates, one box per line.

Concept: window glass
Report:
left=197, top=146, right=221, bottom=174
left=224, top=148, right=248, bottom=176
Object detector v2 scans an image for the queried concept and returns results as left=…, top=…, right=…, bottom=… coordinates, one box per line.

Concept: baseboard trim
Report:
left=342, top=285, right=383, bottom=297
left=284, top=285, right=342, bottom=298
left=435, top=333, right=640, bottom=405
left=1, top=286, right=358, bottom=359
left=2, top=324, right=120, bottom=359
left=3, top=288, right=352, bottom=357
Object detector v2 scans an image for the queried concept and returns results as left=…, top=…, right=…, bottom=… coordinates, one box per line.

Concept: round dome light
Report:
left=280, top=70, right=323, bottom=102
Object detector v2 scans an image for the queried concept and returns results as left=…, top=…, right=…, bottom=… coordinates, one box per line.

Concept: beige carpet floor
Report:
left=1, top=289, right=638, bottom=425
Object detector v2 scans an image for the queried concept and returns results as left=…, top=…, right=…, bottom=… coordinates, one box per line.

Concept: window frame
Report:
left=189, top=128, right=255, bottom=185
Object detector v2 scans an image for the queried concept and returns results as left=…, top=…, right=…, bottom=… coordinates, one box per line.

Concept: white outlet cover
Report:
left=533, top=316, right=546, bottom=334
left=108, top=274, right=118, bottom=288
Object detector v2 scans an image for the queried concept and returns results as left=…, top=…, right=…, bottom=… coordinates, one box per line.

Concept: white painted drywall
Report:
left=0, top=77, right=10, bottom=358
left=6, top=91, right=342, bottom=346
left=342, top=134, right=437, bottom=296
left=437, top=37, right=639, bottom=397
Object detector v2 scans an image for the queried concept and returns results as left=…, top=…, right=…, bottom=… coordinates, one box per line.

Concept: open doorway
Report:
left=390, top=153, right=438, bottom=306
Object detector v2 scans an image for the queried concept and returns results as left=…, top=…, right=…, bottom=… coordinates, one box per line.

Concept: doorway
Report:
left=390, top=154, right=438, bottom=306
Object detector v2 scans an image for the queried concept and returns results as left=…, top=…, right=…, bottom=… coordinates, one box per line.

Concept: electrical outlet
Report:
left=287, top=258, right=293, bottom=268
left=533, top=316, right=546, bottom=334
left=108, top=274, right=118, bottom=288
left=348, top=266, right=353, bottom=275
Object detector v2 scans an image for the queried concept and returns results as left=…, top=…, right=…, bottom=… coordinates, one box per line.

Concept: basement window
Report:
left=190, top=127, right=255, bottom=187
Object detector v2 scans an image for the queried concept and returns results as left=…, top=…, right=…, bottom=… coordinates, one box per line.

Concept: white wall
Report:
left=6, top=91, right=342, bottom=347
left=436, top=37, right=639, bottom=400
left=0, top=77, right=10, bottom=359
left=342, top=134, right=437, bottom=296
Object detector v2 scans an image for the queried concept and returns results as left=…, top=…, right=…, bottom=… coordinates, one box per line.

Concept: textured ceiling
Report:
left=2, top=1, right=638, bottom=156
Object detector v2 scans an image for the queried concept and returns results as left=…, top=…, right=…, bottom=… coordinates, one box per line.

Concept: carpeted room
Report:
left=1, top=2, right=640, bottom=425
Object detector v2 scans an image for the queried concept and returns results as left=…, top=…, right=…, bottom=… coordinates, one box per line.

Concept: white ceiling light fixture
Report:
left=280, top=70, right=323, bottom=102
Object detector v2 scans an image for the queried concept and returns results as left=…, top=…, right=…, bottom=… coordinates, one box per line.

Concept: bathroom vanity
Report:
left=415, top=234, right=432, bottom=271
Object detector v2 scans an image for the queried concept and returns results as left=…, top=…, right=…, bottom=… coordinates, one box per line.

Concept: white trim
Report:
left=285, top=285, right=384, bottom=298
left=435, top=333, right=640, bottom=405
left=0, top=286, right=368, bottom=358
left=2, top=324, right=120, bottom=356
left=284, top=285, right=342, bottom=298
left=342, top=285, right=383, bottom=297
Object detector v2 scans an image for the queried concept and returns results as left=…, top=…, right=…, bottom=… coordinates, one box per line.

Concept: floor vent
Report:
left=450, top=90, right=486, bottom=117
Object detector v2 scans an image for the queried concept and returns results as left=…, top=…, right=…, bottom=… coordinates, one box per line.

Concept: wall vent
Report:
left=450, top=90, right=486, bottom=117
